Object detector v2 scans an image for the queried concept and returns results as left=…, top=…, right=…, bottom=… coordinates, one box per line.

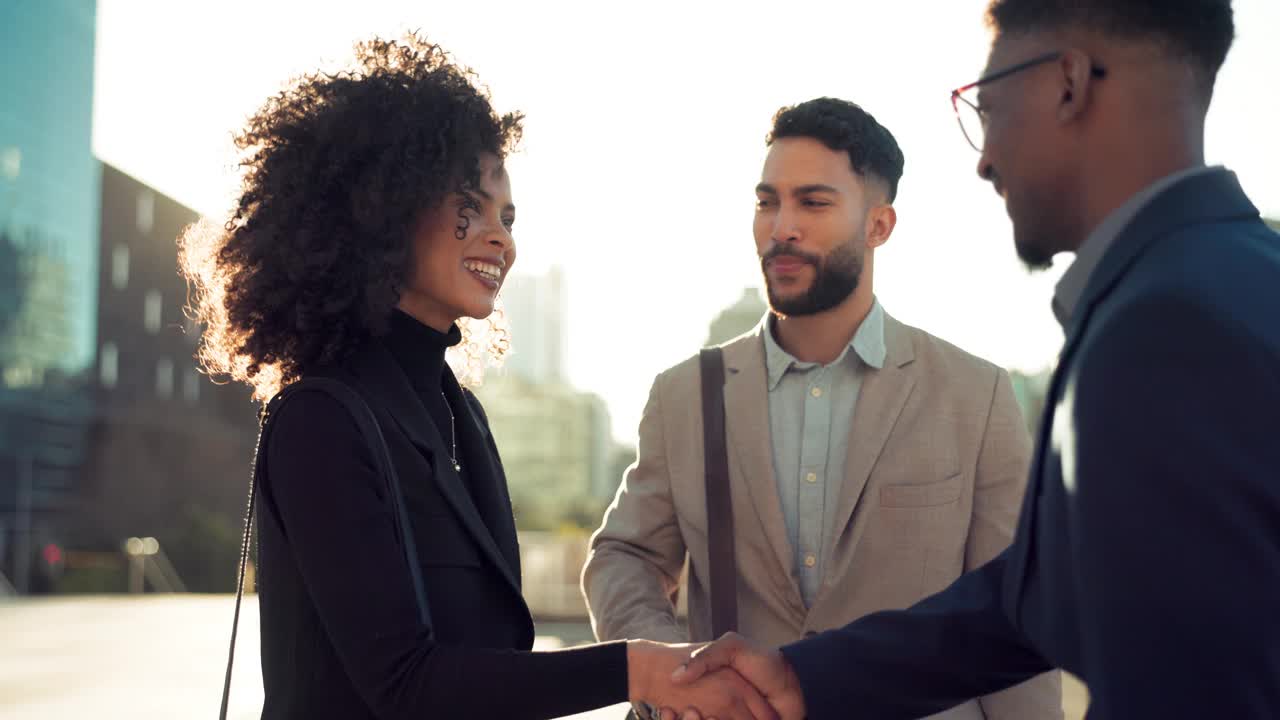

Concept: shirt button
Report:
left=810, top=387, right=822, bottom=398
left=804, top=554, right=817, bottom=568
left=806, top=472, right=818, bottom=483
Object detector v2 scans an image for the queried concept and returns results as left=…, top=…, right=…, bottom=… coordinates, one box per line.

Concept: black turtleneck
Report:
left=381, top=308, right=457, bottom=430
left=381, top=311, right=474, bottom=495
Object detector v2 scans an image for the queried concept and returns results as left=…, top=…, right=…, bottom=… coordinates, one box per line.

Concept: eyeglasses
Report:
left=951, top=51, right=1107, bottom=152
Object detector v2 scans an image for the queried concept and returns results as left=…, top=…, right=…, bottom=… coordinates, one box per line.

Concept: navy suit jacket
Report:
left=783, top=169, right=1280, bottom=719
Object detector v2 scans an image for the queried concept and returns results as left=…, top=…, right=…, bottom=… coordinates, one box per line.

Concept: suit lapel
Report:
left=348, top=344, right=523, bottom=599
left=1004, top=168, right=1260, bottom=600
left=721, top=331, right=801, bottom=600
left=828, top=313, right=916, bottom=551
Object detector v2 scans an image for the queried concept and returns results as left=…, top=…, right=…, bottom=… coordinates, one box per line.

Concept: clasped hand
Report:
left=627, top=633, right=806, bottom=720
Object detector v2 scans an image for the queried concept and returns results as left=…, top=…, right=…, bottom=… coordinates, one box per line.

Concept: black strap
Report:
left=699, top=348, right=737, bottom=637
left=219, top=377, right=429, bottom=719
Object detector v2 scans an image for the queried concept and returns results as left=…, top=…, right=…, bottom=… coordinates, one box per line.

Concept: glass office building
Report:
left=0, top=0, right=99, bottom=590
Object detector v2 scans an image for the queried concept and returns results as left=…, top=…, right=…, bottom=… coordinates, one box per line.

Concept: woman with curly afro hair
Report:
left=181, top=33, right=774, bottom=720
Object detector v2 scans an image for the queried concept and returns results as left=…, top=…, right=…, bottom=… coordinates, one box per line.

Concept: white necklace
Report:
left=442, top=391, right=461, bottom=472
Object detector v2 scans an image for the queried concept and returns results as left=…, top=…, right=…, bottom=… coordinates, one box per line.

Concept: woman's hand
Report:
left=626, top=640, right=780, bottom=720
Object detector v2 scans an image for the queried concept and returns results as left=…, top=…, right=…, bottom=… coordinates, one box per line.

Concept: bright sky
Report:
left=93, top=0, right=1280, bottom=444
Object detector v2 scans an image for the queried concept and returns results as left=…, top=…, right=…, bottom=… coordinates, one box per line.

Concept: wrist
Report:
left=625, top=640, right=654, bottom=703
left=780, top=652, right=806, bottom=716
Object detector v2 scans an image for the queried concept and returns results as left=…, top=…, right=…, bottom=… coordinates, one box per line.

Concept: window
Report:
left=182, top=315, right=200, bottom=346
left=111, top=244, right=129, bottom=290
left=183, top=369, right=201, bottom=404
left=4, top=363, right=35, bottom=389
left=100, top=343, right=119, bottom=388
left=0, top=147, right=19, bottom=180
left=136, top=190, right=155, bottom=234
left=156, top=357, right=174, bottom=399
left=144, top=290, right=162, bottom=333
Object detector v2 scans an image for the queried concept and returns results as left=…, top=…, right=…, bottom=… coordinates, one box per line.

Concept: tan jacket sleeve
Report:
left=581, top=373, right=688, bottom=644
left=971, top=368, right=1064, bottom=720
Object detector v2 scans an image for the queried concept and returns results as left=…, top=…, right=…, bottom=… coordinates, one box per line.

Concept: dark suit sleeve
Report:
left=1068, top=293, right=1280, bottom=719
left=266, top=389, right=629, bottom=720
left=780, top=550, right=1052, bottom=719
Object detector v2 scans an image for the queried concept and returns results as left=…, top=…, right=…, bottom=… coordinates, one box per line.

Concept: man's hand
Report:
left=668, top=633, right=806, bottom=720
left=627, top=639, right=780, bottom=720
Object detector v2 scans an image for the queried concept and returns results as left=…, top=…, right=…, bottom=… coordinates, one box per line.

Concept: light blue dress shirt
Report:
left=762, top=300, right=887, bottom=607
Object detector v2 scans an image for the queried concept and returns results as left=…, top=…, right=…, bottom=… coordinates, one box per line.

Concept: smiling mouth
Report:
left=463, top=259, right=502, bottom=283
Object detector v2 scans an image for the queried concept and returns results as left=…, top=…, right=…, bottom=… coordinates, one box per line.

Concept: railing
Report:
left=122, top=537, right=187, bottom=593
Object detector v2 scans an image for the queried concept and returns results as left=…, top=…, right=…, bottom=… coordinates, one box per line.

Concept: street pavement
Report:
left=0, top=595, right=1086, bottom=719
left=0, top=595, right=627, bottom=720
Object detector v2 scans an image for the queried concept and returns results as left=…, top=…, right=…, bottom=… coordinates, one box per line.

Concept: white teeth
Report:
left=464, top=260, right=501, bottom=281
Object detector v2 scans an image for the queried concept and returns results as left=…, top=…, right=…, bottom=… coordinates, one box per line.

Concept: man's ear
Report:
left=1056, top=48, right=1101, bottom=124
left=866, top=203, right=897, bottom=250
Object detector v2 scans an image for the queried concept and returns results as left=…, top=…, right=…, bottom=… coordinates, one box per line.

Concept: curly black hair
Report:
left=767, top=98, right=905, bottom=203
left=986, top=0, right=1235, bottom=83
left=179, top=33, right=523, bottom=402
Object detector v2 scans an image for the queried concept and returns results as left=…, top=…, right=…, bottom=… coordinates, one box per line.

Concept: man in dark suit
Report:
left=668, top=1, right=1280, bottom=718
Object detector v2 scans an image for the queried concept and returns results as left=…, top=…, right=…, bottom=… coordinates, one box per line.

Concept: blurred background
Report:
left=1, top=0, right=1276, bottom=717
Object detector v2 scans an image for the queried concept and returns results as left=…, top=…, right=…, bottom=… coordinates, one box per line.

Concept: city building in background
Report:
left=0, top=0, right=100, bottom=593
left=499, top=266, right=567, bottom=385
left=605, top=445, right=638, bottom=500
left=474, top=267, right=629, bottom=529
left=705, top=287, right=766, bottom=346
left=474, top=375, right=613, bottom=530
left=1, top=2, right=262, bottom=596
left=70, top=164, right=258, bottom=592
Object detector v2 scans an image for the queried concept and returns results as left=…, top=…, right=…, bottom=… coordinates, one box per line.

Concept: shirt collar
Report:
left=762, top=299, right=887, bottom=391
left=1052, top=164, right=1222, bottom=328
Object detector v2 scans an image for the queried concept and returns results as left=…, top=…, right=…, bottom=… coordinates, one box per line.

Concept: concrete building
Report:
left=71, top=165, right=258, bottom=591
left=499, top=266, right=567, bottom=385
left=473, top=374, right=613, bottom=531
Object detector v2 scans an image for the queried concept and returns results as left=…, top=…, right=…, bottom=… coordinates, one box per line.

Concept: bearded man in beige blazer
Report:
left=582, top=98, right=1062, bottom=720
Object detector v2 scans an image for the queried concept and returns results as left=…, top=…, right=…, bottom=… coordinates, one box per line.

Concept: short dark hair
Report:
left=767, top=98, right=905, bottom=203
left=986, top=0, right=1235, bottom=82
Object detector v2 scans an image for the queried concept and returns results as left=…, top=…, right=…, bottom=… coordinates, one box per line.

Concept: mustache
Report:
left=761, top=245, right=822, bottom=269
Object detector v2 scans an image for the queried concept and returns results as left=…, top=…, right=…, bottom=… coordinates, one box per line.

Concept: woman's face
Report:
left=399, top=153, right=517, bottom=331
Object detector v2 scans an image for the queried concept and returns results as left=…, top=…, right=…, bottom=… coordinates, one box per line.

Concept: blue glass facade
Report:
left=0, top=0, right=100, bottom=387
left=0, top=0, right=98, bottom=591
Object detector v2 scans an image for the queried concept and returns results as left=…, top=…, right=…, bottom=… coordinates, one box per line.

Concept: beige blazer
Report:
left=582, top=312, right=1062, bottom=720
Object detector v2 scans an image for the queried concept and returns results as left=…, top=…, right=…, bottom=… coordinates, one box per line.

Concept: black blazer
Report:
left=255, top=339, right=626, bottom=719
left=782, top=169, right=1280, bottom=719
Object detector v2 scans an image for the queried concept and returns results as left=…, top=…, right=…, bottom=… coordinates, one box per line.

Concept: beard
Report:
left=762, top=233, right=863, bottom=317
left=1006, top=175, right=1082, bottom=272
left=1014, top=232, right=1057, bottom=271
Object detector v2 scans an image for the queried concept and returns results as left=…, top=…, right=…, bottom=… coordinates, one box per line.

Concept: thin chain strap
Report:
left=442, top=391, right=461, bottom=472
left=219, top=417, right=265, bottom=720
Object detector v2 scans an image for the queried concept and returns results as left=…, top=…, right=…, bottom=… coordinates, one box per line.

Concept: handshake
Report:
left=626, top=633, right=807, bottom=720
